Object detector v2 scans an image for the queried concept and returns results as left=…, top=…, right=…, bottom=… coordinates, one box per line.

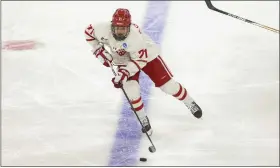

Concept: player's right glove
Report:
left=111, top=68, right=129, bottom=88
left=92, top=45, right=112, bottom=67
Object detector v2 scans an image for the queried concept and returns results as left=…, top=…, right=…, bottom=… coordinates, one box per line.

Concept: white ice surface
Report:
left=2, top=1, right=279, bottom=166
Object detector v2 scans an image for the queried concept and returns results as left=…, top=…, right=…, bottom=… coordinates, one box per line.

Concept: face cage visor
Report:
left=111, top=25, right=130, bottom=41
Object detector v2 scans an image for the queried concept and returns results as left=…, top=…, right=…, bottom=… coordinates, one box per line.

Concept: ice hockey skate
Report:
left=185, top=101, right=202, bottom=119
left=141, top=116, right=153, bottom=136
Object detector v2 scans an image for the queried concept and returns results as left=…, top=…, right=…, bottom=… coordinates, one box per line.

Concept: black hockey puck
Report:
left=140, top=157, right=147, bottom=162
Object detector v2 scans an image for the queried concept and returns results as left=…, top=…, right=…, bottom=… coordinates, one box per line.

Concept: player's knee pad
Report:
left=122, top=80, right=141, bottom=100
left=159, top=79, right=180, bottom=95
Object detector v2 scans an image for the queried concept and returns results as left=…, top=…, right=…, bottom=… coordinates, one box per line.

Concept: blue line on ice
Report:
left=108, top=1, right=170, bottom=166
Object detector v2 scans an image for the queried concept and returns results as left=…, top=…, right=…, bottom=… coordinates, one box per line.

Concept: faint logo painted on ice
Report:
left=2, top=40, right=41, bottom=51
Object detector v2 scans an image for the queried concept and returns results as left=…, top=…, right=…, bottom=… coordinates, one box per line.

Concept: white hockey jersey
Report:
left=84, top=22, right=160, bottom=77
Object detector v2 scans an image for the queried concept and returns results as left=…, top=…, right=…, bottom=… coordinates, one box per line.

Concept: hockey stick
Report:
left=205, top=0, right=279, bottom=34
left=103, top=47, right=156, bottom=153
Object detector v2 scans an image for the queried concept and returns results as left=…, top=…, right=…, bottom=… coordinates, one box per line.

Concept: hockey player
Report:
left=84, top=8, right=202, bottom=135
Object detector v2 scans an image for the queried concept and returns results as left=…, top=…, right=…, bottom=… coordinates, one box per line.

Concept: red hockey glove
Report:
left=93, top=46, right=112, bottom=67
left=111, top=69, right=130, bottom=88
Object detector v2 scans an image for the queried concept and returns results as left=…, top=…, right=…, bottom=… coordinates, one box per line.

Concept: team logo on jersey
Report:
left=116, top=49, right=126, bottom=56
left=122, top=43, right=127, bottom=49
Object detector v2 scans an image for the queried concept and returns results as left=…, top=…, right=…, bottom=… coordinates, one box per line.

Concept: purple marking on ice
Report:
left=108, top=1, right=170, bottom=166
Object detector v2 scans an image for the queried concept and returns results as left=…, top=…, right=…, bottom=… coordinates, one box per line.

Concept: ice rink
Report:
left=1, top=1, right=279, bottom=166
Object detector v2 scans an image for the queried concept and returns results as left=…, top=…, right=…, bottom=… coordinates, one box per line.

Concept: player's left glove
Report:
left=92, top=44, right=112, bottom=67
left=111, top=69, right=130, bottom=88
